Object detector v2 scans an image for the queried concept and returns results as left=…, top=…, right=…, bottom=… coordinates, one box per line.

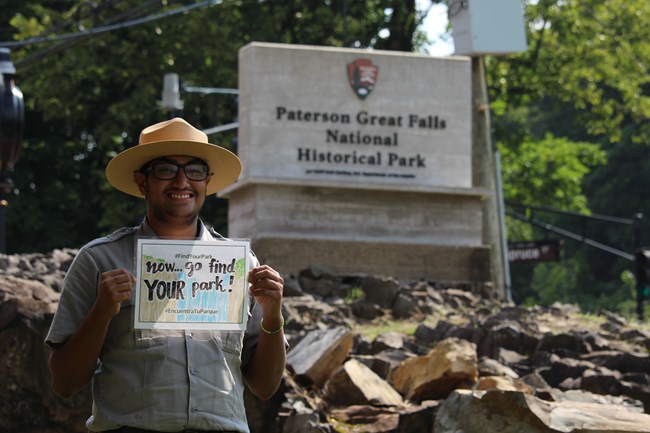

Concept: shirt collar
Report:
left=139, top=217, right=211, bottom=240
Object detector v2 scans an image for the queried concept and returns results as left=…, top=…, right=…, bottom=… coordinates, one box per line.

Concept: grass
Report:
left=352, top=306, right=650, bottom=346
left=354, top=317, right=436, bottom=340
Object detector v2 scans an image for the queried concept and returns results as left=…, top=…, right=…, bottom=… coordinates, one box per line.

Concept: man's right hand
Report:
left=50, top=268, right=136, bottom=398
left=95, top=269, right=136, bottom=320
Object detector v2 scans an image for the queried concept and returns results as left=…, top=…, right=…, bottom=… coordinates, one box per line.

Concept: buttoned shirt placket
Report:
left=185, top=329, right=200, bottom=423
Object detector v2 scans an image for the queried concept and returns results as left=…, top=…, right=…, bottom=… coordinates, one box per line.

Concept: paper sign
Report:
left=134, top=238, right=250, bottom=330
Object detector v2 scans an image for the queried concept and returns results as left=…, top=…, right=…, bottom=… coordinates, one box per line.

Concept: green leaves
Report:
left=491, top=0, right=650, bottom=310
left=501, top=133, right=606, bottom=213
left=491, top=0, right=650, bottom=144
left=3, top=0, right=421, bottom=253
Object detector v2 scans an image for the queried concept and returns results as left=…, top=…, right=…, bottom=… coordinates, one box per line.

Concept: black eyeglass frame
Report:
left=137, top=158, right=213, bottom=181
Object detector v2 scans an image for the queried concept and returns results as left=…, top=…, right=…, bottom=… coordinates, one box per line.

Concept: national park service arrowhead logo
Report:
left=347, top=58, right=379, bottom=100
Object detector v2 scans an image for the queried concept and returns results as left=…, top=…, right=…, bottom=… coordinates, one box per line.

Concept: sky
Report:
left=417, top=1, right=455, bottom=56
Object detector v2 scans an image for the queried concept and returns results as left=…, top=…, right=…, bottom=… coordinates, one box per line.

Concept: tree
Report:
left=2, top=0, right=424, bottom=253
left=488, top=0, right=650, bottom=311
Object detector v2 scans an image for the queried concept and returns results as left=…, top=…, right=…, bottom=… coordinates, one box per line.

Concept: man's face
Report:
left=134, top=155, right=212, bottom=226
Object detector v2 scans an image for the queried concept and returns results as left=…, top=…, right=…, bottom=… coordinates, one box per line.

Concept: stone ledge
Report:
left=220, top=177, right=493, bottom=198
left=251, top=237, right=492, bottom=282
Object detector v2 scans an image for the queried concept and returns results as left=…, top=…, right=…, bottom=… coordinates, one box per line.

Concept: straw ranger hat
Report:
left=105, top=117, right=241, bottom=198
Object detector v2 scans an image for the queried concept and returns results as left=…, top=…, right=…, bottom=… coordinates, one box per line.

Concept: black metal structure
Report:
left=507, top=202, right=646, bottom=320
left=0, top=47, right=25, bottom=253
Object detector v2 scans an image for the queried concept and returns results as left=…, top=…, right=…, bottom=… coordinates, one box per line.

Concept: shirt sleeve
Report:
left=45, top=247, right=100, bottom=347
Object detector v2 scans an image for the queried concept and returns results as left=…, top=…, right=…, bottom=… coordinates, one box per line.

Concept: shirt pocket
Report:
left=135, top=329, right=168, bottom=349
left=106, top=305, right=169, bottom=350
left=213, top=331, right=243, bottom=356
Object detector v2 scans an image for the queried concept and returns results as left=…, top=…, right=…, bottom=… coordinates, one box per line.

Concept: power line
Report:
left=31, top=0, right=128, bottom=38
left=507, top=209, right=635, bottom=261
left=14, top=0, right=166, bottom=70
left=0, top=0, right=222, bottom=49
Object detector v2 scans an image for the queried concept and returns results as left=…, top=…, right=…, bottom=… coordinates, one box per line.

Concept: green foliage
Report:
left=489, top=0, right=650, bottom=144
left=489, top=0, right=650, bottom=314
left=3, top=0, right=421, bottom=253
left=345, top=287, right=365, bottom=303
left=525, top=261, right=579, bottom=307
left=501, top=133, right=606, bottom=213
left=499, top=131, right=606, bottom=244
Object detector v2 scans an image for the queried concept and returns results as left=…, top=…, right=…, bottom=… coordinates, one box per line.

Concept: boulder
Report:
left=435, top=389, right=650, bottom=433
left=389, top=337, right=478, bottom=402
left=287, top=326, right=353, bottom=387
left=324, top=359, right=405, bottom=407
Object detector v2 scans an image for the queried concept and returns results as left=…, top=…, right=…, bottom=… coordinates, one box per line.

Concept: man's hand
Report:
left=94, top=269, right=136, bottom=320
left=244, top=265, right=286, bottom=400
left=50, top=268, right=135, bottom=399
left=248, top=265, right=284, bottom=320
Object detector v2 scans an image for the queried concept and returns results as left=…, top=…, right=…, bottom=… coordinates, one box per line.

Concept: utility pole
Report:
left=471, top=56, right=509, bottom=300
left=449, top=0, right=527, bottom=301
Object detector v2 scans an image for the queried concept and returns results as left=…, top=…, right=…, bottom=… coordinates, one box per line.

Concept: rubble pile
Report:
left=1, top=252, right=650, bottom=433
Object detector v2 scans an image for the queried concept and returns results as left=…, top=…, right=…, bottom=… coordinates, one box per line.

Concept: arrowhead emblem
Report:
left=347, top=59, right=379, bottom=100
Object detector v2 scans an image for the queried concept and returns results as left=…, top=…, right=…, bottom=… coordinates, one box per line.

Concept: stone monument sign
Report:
left=222, top=42, right=491, bottom=282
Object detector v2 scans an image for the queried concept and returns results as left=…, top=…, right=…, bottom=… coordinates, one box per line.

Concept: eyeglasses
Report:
left=139, top=160, right=212, bottom=181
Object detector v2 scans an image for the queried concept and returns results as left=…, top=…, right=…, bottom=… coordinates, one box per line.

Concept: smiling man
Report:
left=45, top=118, right=286, bottom=433
left=136, top=156, right=212, bottom=233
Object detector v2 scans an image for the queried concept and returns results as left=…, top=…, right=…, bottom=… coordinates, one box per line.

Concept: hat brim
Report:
left=105, top=140, right=242, bottom=198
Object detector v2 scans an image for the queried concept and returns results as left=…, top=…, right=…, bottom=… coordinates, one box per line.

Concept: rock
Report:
left=279, top=398, right=330, bottom=433
left=0, top=275, right=90, bottom=433
left=391, top=292, right=419, bottom=319
left=435, top=389, right=650, bottom=433
left=282, top=276, right=304, bottom=297
left=536, top=332, right=593, bottom=357
left=287, top=327, right=353, bottom=387
left=394, top=400, right=439, bottom=433
left=412, top=323, right=439, bottom=346
left=324, top=359, right=405, bottom=407
left=3, top=253, right=650, bottom=433
left=556, top=389, right=645, bottom=412
left=520, top=371, right=555, bottom=401
left=600, top=352, right=650, bottom=374
left=370, top=331, right=407, bottom=354
left=350, top=300, right=384, bottom=320
left=371, top=349, right=412, bottom=379
left=475, top=375, right=534, bottom=393
left=478, top=321, right=538, bottom=359
left=389, top=337, right=478, bottom=402
left=329, top=405, right=399, bottom=433
left=478, top=357, right=519, bottom=379
left=496, top=347, right=528, bottom=365
left=413, top=319, right=459, bottom=347
left=538, top=356, right=595, bottom=388
left=359, top=276, right=400, bottom=308
left=329, top=401, right=438, bottom=433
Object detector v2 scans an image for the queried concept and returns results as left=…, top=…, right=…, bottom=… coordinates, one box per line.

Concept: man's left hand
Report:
left=248, top=265, right=284, bottom=318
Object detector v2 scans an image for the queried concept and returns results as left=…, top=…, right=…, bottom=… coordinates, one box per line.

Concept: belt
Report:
left=110, top=428, right=237, bottom=433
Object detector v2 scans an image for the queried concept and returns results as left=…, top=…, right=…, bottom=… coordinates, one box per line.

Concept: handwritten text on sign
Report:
left=134, top=239, right=251, bottom=330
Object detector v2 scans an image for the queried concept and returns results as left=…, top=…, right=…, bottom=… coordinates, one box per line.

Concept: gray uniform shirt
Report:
left=46, top=219, right=262, bottom=432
